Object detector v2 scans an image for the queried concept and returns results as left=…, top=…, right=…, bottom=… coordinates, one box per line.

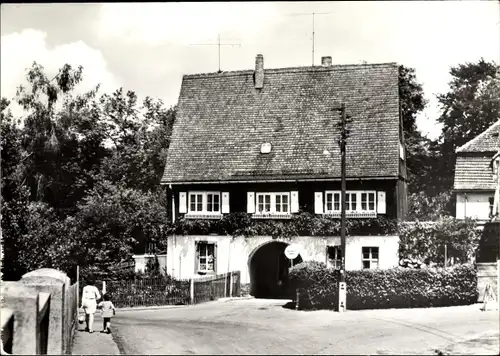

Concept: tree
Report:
left=71, top=180, right=169, bottom=270
left=97, top=89, right=176, bottom=191
left=398, top=65, right=439, bottom=195
left=14, top=62, right=109, bottom=215
left=407, top=190, right=454, bottom=221
left=435, top=58, right=500, bottom=191
left=2, top=62, right=176, bottom=278
left=1, top=98, right=30, bottom=280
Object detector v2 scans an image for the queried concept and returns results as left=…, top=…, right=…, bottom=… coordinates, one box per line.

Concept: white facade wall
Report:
left=166, top=234, right=400, bottom=283
left=456, top=192, right=494, bottom=221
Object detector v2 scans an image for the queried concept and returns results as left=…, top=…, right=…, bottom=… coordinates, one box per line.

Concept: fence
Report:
left=106, top=277, right=191, bottom=308
left=193, top=271, right=241, bottom=304
left=1, top=268, right=78, bottom=355
left=102, top=271, right=241, bottom=308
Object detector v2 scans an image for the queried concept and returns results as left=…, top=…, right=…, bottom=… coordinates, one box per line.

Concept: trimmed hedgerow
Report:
left=289, top=261, right=478, bottom=311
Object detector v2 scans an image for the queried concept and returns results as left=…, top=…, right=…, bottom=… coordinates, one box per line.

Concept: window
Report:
left=325, top=190, right=377, bottom=215
left=327, top=246, right=342, bottom=270
left=325, top=192, right=341, bottom=213
left=489, top=197, right=495, bottom=218
left=361, top=192, right=376, bottom=211
left=256, top=193, right=290, bottom=215
left=196, top=242, right=216, bottom=273
left=362, top=247, right=379, bottom=269
left=345, top=192, right=357, bottom=211
left=188, top=192, right=221, bottom=214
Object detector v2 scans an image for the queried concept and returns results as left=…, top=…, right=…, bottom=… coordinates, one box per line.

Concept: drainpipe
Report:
left=170, top=184, right=175, bottom=223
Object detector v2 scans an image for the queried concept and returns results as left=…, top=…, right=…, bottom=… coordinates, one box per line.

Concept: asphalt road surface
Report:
left=111, top=298, right=499, bottom=355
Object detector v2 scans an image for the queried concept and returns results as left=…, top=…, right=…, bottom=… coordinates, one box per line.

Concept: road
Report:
left=111, top=298, right=499, bottom=355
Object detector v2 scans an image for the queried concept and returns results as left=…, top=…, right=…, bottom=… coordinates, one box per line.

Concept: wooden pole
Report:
left=444, top=244, right=448, bottom=268
left=76, top=265, right=80, bottom=309
left=340, top=102, right=347, bottom=284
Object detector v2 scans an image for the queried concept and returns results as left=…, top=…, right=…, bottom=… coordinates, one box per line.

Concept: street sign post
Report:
left=284, top=244, right=300, bottom=267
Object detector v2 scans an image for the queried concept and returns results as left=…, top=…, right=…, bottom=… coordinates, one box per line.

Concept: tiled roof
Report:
left=161, top=61, right=401, bottom=184
left=456, top=120, right=500, bottom=153
left=454, top=155, right=496, bottom=190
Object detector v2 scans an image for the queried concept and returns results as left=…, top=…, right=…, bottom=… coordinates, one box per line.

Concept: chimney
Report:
left=321, top=56, right=332, bottom=67
left=254, top=54, right=264, bottom=89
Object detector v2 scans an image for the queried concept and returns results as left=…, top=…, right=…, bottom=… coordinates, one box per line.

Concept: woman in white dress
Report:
left=81, top=275, right=101, bottom=333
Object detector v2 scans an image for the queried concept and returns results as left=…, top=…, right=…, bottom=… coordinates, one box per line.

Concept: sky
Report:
left=1, top=1, right=499, bottom=140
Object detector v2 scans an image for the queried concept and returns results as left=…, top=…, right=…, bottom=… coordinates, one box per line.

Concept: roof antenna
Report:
left=190, top=34, right=241, bottom=73
left=287, top=12, right=333, bottom=66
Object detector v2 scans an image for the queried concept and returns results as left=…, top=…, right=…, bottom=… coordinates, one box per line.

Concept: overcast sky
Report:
left=1, top=1, right=499, bottom=139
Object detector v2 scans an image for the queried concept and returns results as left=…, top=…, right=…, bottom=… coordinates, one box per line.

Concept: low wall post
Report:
left=190, top=278, right=194, bottom=304
left=1, top=308, right=14, bottom=354
left=229, top=272, right=233, bottom=297
left=20, top=268, right=70, bottom=355
left=1, top=282, right=42, bottom=354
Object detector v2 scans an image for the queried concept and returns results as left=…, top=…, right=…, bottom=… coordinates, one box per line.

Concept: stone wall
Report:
left=1, top=268, right=78, bottom=355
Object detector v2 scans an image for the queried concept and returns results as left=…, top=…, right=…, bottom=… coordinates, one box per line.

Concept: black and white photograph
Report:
left=1, top=1, right=499, bottom=355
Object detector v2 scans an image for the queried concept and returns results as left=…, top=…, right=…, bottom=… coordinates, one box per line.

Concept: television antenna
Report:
left=190, top=34, right=241, bottom=73
left=287, top=12, right=333, bottom=66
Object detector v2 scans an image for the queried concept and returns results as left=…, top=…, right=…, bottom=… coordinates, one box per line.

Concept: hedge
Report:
left=289, top=261, right=478, bottom=311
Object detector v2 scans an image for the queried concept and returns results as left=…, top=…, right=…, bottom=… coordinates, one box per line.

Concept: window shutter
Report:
left=214, top=244, right=217, bottom=274
left=314, top=192, right=324, bottom=214
left=194, top=241, right=199, bottom=272
left=291, top=191, right=299, bottom=213
left=247, top=192, right=255, bottom=213
left=222, top=192, right=230, bottom=214
left=377, top=191, right=386, bottom=214
left=179, top=192, right=187, bottom=213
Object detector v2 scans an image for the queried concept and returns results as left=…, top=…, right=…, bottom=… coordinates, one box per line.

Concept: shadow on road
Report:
left=281, top=301, right=296, bottom=310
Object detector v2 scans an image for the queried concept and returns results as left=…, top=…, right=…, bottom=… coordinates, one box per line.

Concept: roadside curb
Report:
left=219, top=296, right=254, bottom=302
left=116, top=304, right=187, bottom=312
left=115, top=296, right=254, bottom=311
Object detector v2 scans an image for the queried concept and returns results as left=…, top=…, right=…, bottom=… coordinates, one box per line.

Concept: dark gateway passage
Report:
left=249, top=241, right=302, bottom=298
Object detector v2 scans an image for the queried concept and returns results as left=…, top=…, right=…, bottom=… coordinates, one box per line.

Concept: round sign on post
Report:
left=284, top=244, right=300, bottom=260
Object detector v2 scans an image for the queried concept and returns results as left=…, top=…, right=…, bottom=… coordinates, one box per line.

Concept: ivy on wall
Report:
left=166, top=212, right=399, bottom=239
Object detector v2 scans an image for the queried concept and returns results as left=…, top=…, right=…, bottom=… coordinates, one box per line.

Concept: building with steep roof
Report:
left=454, top=119, right=500, bottom=223
left=160, top=54, right=407, bottom=297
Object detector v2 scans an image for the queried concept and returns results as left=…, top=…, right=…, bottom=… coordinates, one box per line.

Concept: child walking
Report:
left=98, top=294, right=116, bottom=334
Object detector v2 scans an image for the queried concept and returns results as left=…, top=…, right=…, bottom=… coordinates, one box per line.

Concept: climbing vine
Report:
left=166, top=212, right=398, bottom=239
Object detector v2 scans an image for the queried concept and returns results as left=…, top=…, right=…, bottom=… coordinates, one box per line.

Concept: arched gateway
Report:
left=248, top=241, right=303, bottom=298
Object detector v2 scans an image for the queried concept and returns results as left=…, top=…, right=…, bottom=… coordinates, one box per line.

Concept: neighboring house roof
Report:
left=456, top=120, right=500, bottom=153
left=162, top=56, right=402, bottom=184
left=454, top=120, right=500, bottom=191
left=454, top=156, right=497, bottom=191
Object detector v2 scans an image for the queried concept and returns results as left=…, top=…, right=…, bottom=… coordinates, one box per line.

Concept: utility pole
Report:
left=190, top=34, right=241, bottom=73
left=335, top=102, right=351, bottom=312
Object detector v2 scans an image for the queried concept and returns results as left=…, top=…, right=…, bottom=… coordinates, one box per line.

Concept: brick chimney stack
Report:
left=254, top=54, right=264, bottom=89
left=321, top=56, right=332, bottom=67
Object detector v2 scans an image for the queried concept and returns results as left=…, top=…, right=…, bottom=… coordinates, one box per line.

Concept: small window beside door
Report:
left=362, top=247, right=379, bottom=269
left=327, top=246, right=342, bottom=270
